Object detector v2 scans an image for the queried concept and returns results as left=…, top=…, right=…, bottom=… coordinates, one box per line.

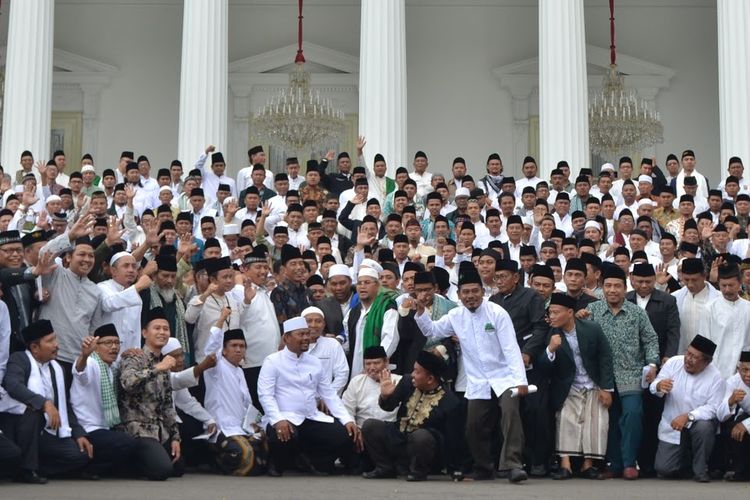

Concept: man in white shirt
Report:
left=71, top=325, right=137, bottom=476
left=650, top=335, right=726, bottom=482
left=515, top=156, right=544, bottom=195
left=228, top=246, right=280, bottom=408
left=405, top=261, right=529, bottom=483
left=194, top=147, right=238, bottom=202
left=675, top=150, right=710, bottom=199
left=705, top=263, right=750, bottom=379
left=672, top=258, right=720, bottom=353
left=342, top=346, right=402, bottom=428
left=203, top=308, right=267, bottom=475
left=302, top=307, right=349, bottom=394
left=96, top=252, right=155, bottom=353
left=717, top=351, right=750, bottom=481
left=236, top=145, right=273, bottom=192
left=409, top=151, right=433, bottom=199
left=258, top=316, right=359, bottom=476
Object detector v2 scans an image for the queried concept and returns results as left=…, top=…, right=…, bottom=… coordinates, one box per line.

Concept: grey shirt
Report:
left=39, top=233, right=102, bottom=363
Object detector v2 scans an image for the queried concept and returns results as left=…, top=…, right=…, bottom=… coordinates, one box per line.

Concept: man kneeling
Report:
left=361, top=349, right=460, bottom=482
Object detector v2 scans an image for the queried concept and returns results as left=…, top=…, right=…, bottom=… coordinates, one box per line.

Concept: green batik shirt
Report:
left=586, top=299, right=659, bottom=395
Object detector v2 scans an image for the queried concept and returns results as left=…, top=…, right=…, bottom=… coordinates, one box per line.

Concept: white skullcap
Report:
left=600, top=163, right=615, bottom=172
left=301, top=306, right=325, bottom=319
left=358, top=267, right=380, bottom=281
left=455, top=187, right=470, bottom=198
left=159, top=185, right=172, bottom=193
left=584, top=220, right=602, bottom=232
left=638, top=175, right=653, bottom=184
left=109, top=251, right=132, bottom=267
left=81, top=165, right=96, bottom=173
left=638, top=198, right=656, bottom=207
left=223, top=224, right=239, bottom=235
left=328, top=264, right=351, bottom=279
left=45, top=195, right=62, bottom=203
left=222, top=196, right=237, bottom=206
left=521, top=215, right=534, bottom=226
left=360, top=258, right=383, bottom=275
left=162, top=338, right=182, bottom=355
left=283, top=316, right=308, bottom=334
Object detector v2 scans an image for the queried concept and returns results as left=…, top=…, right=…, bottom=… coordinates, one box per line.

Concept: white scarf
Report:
left=25, top=351, right=72, bottom=438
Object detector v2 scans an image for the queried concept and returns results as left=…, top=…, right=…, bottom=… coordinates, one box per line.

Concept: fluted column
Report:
left=717, top=0, right=750, bottom=178
left=358, top=0, right=407, bottom=174
left=1, top=0, right=55, bottom=178
left=539, top=0, right=589, bottom=179
left=178, top=0, right=228, bottom=164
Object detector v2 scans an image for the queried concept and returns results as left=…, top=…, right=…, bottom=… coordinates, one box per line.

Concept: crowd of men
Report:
left=0, top=140, right=749, bottom=486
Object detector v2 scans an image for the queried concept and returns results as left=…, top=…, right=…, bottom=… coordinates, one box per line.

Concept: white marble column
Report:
left=178, top=0, right=228, bottom=164
left=358, top=0, right=407, bottom=175
left=717, top=0, right=750, bottom=178
left=539, top=0, right=589, bottom=179
left=1, top=0, right=55, bottom=178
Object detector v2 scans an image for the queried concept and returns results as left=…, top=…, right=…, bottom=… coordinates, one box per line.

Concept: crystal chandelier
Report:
left=253, top=0, right=345, bottom=152
left=589, top=0, right=663, bottom=158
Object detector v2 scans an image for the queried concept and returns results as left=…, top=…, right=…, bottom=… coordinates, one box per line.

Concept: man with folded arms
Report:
left=650, top=334, right=726, bottom=482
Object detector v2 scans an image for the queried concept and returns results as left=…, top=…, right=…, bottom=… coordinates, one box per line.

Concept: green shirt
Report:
left=586, top=299, right=659, bottom=395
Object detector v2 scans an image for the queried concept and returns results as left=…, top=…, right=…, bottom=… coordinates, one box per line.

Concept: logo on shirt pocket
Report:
left=484, top=322, right=494, bottom=333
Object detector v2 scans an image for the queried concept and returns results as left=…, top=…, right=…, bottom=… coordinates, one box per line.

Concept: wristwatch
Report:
left=687, top=413, right=695, bottom=422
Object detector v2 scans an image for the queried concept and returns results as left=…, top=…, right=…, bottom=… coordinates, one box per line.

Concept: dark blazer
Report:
left=536, top=318, right=615, bottom=411
left=489, top=285, right=548, bottom=359
left=338, top=201, right=386, bottom=240
left=314, top=294, right=352, bottom=339
left=0, top=267, right=40, bottom=351
left=318, top=158, right=353, bottom=197
left=2, top=351, right=85, bottom=439
left=394, top=310, right=427, bottom=375
left=625, top=289, right=680, bottom=359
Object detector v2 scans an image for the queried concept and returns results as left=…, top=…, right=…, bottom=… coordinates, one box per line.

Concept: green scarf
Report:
left=385, top=176, right=396, bottom=196
left=92, top=353, right=121, bottom=427
left=362, top=288, right=398, bottom=350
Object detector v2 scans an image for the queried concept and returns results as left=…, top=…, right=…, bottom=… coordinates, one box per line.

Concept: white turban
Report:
left=109, top=251, right=132, bottom=267
left=301, top=306, right=325, bottom=319
left=358, top=267, right=380, bottom=281
left=283, top=317, right=309, bottom=334
left=162, top=338, right=182, bottom=355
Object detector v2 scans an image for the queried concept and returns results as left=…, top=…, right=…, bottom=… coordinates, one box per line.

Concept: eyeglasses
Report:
left=97, top=340, right=121, bottom=347
left=0, top=247, right=23, bottom=254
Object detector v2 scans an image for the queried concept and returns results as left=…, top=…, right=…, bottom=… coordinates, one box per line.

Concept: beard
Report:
left=157, top=286, right=175, bottom=302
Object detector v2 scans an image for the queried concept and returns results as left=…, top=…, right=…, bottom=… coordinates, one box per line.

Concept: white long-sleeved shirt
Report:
left=350, top=306, right=399, bottom=380
left=96, top=279, right=143, bottom=353
left=236, top=166, right=274, bottom=193
left=194, top=153, right=238, bottom=200
left=203, top=326, right=253, bottom=437
left=649, top=356, right=726, bottom=445
left=342, top=373, right=402, bottom=427
left=229, top=284, right=280, bottom=368
left=168, top=368, right=215, bottom=427
left=71, top=356, right=114, bottom=433
left=415, top=299, right=527, bottom=400
left=673, top=284, right=721, bottom=353
left=308, top=337, right=350, bottom=394
left=184, top=292, right=243, bottom=363
left=0, top=302, right=11, bottom=401
left=258, top=347, right=353, bottom=426
left=705, top=297, right=750, bottom=379
left=716, top=373, right=750, bottom=431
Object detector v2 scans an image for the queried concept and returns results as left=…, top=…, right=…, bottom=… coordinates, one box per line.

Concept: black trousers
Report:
left=266, top=419, right=352, bottom=474
left=361, top=419, right=438, bottom=476
left=0, top=430, right=21, bottom=475
left=466, top=390, right=524, bottom=473
left=0, top=410, right=88, bottom=475
left=638, top=389, right=664, bottom=475
left=132, top=437, right=184, bottom=481
left=243, top=366, right=262, bottom=411
left=86, top=429, right=137, bottom=475
left=722, top=414, right=750, bottom=479
left=177, top=410, right=211, bottom=466
left=521, top=370, right=552, bottom=468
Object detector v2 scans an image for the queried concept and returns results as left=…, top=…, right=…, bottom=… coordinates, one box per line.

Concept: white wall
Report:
left=0, top=1, right=721, bottom=183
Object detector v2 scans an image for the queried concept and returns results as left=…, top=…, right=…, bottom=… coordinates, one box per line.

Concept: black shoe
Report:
left=80, top=470, right=100, bottom=481
left=551, top=468, right=573, bottom=480
left=467, top=469, right=496, bottom=481
left=267, top=464, right=282, bottom=477
left=496, top=469, right=510, bottom=479
left=709, top=469, right=724, bottom=480
left=529, top=465, right=547, bottom=477
left=580, top=467, right=603, bottom=480
left=693, top=473, right=710, bottom=483
left=509, top=468, right=528, bottom=483
left=15, top=470, right=48, bottom=484
left=406, top=473, right=427, bottom=482
left=362, top=468, right=397, bottom=479
left=450, top=471, right=465, bottom=482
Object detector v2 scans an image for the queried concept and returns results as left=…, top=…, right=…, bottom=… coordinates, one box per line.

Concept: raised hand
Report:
left=356, top=135, right=366, bottom=153
left=69, top=213, right=95, bottom=240
left=244, top=280, right=257, bottom=304
left=379, top=368, right=396, bottom=397
left=80, top=336, right=97, bottom=358
left=155, top=355, right=176, bottom=372
left=205, top=145, right=216, bottom=155
left=547, top=333, right=562, bottom=353
left=32, top=249, right=58, bottom=276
